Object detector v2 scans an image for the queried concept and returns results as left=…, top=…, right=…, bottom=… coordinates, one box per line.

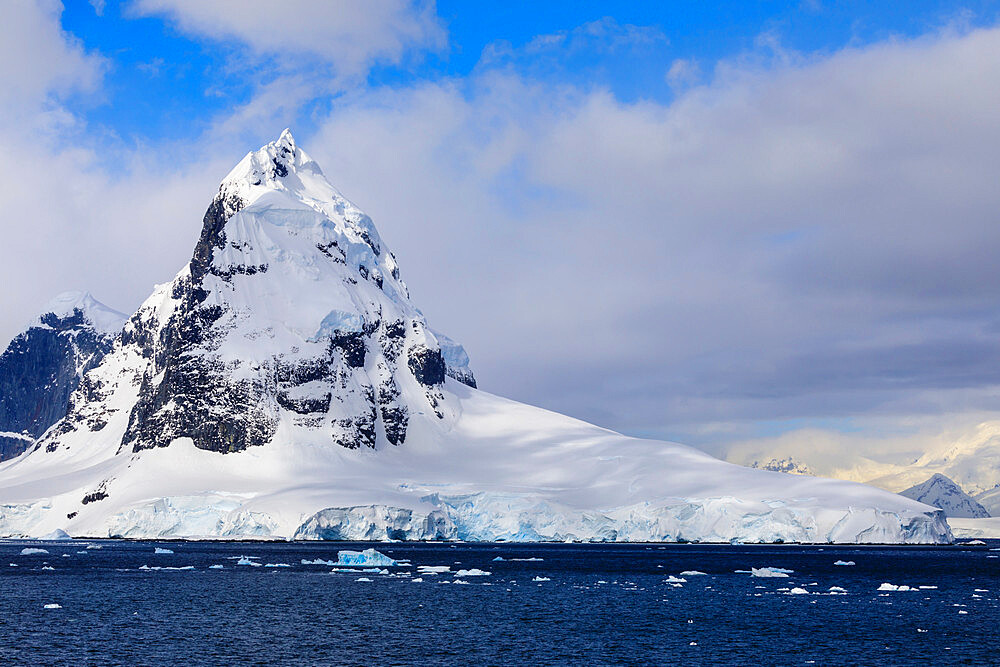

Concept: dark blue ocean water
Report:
left=1, top=540, right=997, bottom=666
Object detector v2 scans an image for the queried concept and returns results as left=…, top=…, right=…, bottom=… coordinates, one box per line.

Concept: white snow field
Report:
left=0, top=131, right=951, bottom=544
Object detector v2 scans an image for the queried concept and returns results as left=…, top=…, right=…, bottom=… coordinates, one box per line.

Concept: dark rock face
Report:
left=0, top=310, right=117, bottom=461
left=408, top=346, right=446, bottom=387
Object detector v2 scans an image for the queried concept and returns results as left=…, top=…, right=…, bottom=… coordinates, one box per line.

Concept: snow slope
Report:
left=898, top=474, right=989, bottom=519
left=0, top=131, right=951, bottom=543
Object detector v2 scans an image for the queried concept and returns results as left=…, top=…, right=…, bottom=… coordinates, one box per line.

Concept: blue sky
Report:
left=5, top=1, right=1000, bottom=460
left=59, top=1, right=1000, bottom=145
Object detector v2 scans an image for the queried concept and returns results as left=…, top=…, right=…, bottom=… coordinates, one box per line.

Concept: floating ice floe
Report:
left=492, top=557, right=504, bottom=561
left=41, top=566, right=55, bottom=571
left=411, top=577, right=423, bottom=583
left=209, top=564, right=223, bottom=569
left=961, top=540, right=986, bottom=546
left=154, top=547, right=174, bottom=554
left=454, top=569, right=490, bottom=577
left=877, top=583, right=915, bottom=591
left=417, top=566, right=451, bottom=575
left=264, top=563, right=291, bottom=568
left=301, top=558, right=336, bottom=566
left=787, top=587, right=809, bottom=595
left=511, top=558, right=543, bottom=562
left=43, top=604, right=61, bottom=609
left=532, top=576, right=551, bottom=582
left=751, top=567, right=792, bottom=578
left=139, top=565, right=194, bottom=571
left=20, top=548, right=48, bottom=555
left=335, top=549, right=398, bottom=567
left=828, top=586, right=847, bottom=594
left=236, top=557, right=262, bottom=567
left=679, top=570, right=706, bottom=576
left=356, top=577, right=372, bottom=582
left=86, top=545, right=102, bottom=550
left=833, top=560, right=855, bottom=566
left=664, top=576, right=687, bottom=583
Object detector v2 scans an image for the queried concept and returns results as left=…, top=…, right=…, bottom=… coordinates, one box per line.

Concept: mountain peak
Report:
left=37, top=291, right=126, bottom=335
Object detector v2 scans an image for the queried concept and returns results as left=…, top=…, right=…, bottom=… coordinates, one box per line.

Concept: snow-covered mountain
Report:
left=0, top=292, right=125, bottom=461
left=0, top=131, right=951, bottom=543
left=722, top=421, right=1000, bottom=511
left=898, top=473, right=990, bottom=519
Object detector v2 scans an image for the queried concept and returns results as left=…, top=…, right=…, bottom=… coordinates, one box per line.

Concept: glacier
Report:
left=0, top=130, right=952, bottom=544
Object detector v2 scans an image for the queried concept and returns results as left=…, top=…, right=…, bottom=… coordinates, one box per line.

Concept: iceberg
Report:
left=833, top=560, right=855, bottom=566
left=751, top=567, right=791, bottom=578
left=154, top=547, right=174, bottom=554
left=334, top=549, right=398, bottom=567
left=679, top=570, right=706, bottom=576
left=532, top=576, right=551, bottom=582
left=43, top=604, right=61, bottom=609
left=454, top=569, right=490, bottom=577
left=20, top=548, right=48, bottom=555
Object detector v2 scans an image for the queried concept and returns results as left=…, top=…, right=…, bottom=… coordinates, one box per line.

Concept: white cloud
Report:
left=302, top=25, right=1000, bottom=437
left=129, top=0, right=446, bottom=76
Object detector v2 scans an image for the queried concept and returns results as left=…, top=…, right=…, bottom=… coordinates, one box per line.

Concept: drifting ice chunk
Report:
left=237, top=557, right=262, bottom=567
left=41, top=566, right=55, bottom=570
left=335, top=549, right=398, bottom=567
left=411, top=577, right=424, bottom=583
left=265, top=563, right=291, bottom=568
left=154, top=547, right=174, bottom=554
left=828, top=586, right=847, bottom=593
left=664, top=576, right=687, bottom=583
left=301, top=558, right=337, bottom=566
left=417, top=565, right=451, bottom=574
left=751, top=567, right=791, bottom=578
left=833, top=560, right=855, bottom=566
left=679, top=570, right=706, bottom=576
left=43, top=604, right=61, bottom=609
left=787, top=587, right=809, bottom=595
left=209, top=564, right=223, bottom=569
left=20, top=548, right=48, bottom=555
left=877, top=583, right=915, bottom=591
left=455, top=569, right=490, bottom=577
left=532, top=576, right=550, bottom=582
left=492, top=557, right=505, bottom=561
left=356, top=577, right=372, bottom=582
left=511, top=558, right=543, bottom=562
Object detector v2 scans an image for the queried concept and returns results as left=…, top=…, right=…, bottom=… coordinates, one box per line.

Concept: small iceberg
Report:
left=878, top=583, right=915, bottom=592
left=787, top=587, right=809, bottom=595
left=511, top=557, right=543, bottom=562
left=833, top=560, right=855, bottom=566
left=209, top=565, right=224, bottom=569
left=828, top=586, right=847, bottom=594
left=41, top=566, right=55, bottom=571
left=265, top=563, right=291, bottom=568
left=417, top=565, right=451, bottom=574
left=43, top=604, right=62, bottom=609
left=454, top=569, right=490, bottom=577
left=751, top=567, right=791, bottom=578
left=355, top=577, right=372, bottom=582
left=532, top=576, right=551, bottom=582
left=154, top=547, right=174, bottom=555
left=40, top=529, right=72, bottom=541
left=492, top=556, right=505, bottom=562
left=411, top=577, right=423, bottom=583
left=679, top=570, right=706, bottom=576
left=664, top=575, right=687, bottom=583
left=237, top=557, right=262, bottom=567
left=301, top=558, right=336, bottom=566
left=335, top=549, right=398, bottom=567
left=20, top=548, right=49, bottom=555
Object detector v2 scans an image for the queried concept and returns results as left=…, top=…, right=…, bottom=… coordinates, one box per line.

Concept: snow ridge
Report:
left=899, top=474, right=990, bottom=519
